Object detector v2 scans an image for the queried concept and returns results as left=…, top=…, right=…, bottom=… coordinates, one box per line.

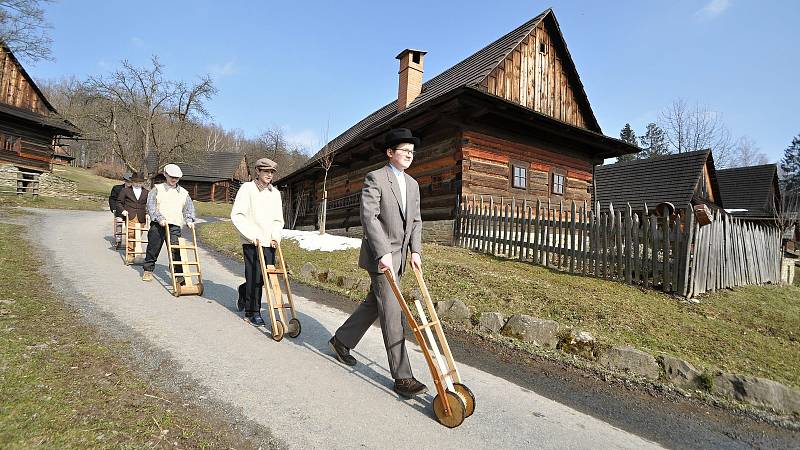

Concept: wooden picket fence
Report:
left=452, top=195, right=782, bottom=298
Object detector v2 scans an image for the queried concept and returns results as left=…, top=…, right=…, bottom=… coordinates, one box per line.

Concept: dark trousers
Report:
left=334, top=269, right=413, bottom=380
left=143, top=222, right=183, bottom=274
left=239, top=244, right=276, bottom=314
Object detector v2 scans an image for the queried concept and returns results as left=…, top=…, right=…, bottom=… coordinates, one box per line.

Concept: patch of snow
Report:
left=281, top=229, right=361, bottom=252
left=724, top=208, right=748, bottom=213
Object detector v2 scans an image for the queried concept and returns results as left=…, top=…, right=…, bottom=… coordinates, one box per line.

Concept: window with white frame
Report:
left=512, top=164, right=527, bottom=189
left=552, top=172, right=565, bottom=195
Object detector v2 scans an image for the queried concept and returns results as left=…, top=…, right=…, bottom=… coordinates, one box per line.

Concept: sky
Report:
left=28, top=0, right=800, bottom=163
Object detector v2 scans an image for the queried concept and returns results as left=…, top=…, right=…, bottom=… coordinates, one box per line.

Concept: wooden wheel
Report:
left=172, top=285, right=180, bottom=297
left=287, top=318, right=301, bottom=338
left=453, top=383, right=475, bottom=418
left=272, top=320, right=285, bottom=342
left=196, top=282, right=204, bottom=296
left=432, top=391, right=466, bottom=428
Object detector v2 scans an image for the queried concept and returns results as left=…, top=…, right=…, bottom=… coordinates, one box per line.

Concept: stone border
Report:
left=295, top=260, right=800, bottom=419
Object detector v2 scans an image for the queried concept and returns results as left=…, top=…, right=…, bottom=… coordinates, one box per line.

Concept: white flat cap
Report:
left=163, top=163, right=183, bottom=178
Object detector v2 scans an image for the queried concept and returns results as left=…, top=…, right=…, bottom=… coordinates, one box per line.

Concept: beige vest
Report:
left=155, top=183, right=188, bottom=226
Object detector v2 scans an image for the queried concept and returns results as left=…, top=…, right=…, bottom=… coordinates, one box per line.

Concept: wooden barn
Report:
left=594, top=149, right=723, bottom=215
left=147, top=152, right=249, bottom=202
left=0, top=43, right=80, bottom=193
left=276, top=8, right=637, bottom=237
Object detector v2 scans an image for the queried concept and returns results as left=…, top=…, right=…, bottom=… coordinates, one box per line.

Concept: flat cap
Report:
left=254, top=157, right=277, bottom=171
left=163, top=163, right=183, bottom=178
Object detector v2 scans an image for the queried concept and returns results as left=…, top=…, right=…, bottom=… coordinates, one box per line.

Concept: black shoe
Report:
left=394, top=378, right=428, bottom=398
left=237, top=283, right=245, bottom=311
left=176, top=276, right=186, bottom=286
left=247, top=313, right=265, bottom=326
left=328, top=336, right=357, bottom=366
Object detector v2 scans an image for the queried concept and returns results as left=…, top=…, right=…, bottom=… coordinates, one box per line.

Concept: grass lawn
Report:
left=52, top=166, right=118, bottom=196
left=0, top=221, right=254, bottom=448
left=194, top=201, right=232, bottom=218
left=200, top=220, right=800, bottom=390
left=0, top=193, right=106, bottom=211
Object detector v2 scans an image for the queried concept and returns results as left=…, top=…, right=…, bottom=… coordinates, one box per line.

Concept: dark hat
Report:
left=254, top=157, right=277, bottom=171
left=384, top=128, right=420, bottom=149
left=130, top=172, right=145, bottom=182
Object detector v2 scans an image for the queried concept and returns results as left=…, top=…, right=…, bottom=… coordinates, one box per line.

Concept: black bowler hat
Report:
left=384, top=128, right=420, bottom=149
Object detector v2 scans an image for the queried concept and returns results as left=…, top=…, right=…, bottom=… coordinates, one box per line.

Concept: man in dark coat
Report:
left=109, top=172, right=131, bottom=247
left=108, top=172, right=132, bottom=216
left=117, top=172, right=150, bottom=263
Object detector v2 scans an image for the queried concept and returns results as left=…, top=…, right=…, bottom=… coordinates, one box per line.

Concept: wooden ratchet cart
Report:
left=164, top=225, right=204, bottom=297
left=256, top=240, right=301, bottom=341
left=383, top=267, right=476, bottom=428
left=124, top=216, right=149, bottom=265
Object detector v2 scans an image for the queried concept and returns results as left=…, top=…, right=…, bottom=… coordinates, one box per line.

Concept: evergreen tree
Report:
left=617, top=123, right=639, bottom=162
left=780, top=134, right=800, bottom=191
left=638, top=123, right=670, bottom=159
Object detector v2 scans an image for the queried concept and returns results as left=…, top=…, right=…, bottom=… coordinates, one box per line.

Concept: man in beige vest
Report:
left=230, top=157, right=284, bottom=326
left=142, top=163, right=196, bottom=282
left=329, top=128, right=427, bottom=398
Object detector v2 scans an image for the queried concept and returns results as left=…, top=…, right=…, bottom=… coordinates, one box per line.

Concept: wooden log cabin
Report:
left=147, top=151, right=249, bottom=202
left=276, top=8, right=637, bottom=238
left=0, top=43, right=80, bottom=192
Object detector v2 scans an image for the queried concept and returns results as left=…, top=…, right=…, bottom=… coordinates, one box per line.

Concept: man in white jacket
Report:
left=230, top=157, right=284, bottom=326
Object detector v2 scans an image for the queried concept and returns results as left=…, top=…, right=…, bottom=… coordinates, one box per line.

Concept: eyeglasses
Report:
left=393, top=148, right=415, bottom=156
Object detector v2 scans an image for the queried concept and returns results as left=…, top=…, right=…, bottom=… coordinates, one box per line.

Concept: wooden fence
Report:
left=452, top=195, right=782, bottom=298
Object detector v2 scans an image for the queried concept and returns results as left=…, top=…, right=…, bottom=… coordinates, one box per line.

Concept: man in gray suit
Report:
left=329, top=128, right=427, bottom=398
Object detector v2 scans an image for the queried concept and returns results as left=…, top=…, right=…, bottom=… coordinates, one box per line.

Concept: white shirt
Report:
left=388, top=163, right=406, bottom=215
left=132, top=186, right=142, bottom=200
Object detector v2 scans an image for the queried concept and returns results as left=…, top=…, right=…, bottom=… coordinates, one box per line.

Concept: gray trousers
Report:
left=334, top=269, right=413, bottom=380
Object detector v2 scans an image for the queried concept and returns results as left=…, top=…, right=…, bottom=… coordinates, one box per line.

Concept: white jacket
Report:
left=230, top=181, right=284, bottom=247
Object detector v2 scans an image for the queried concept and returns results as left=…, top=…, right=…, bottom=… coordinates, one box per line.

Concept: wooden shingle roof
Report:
left=594, top=150, right=718, bottom=211
left=716, top=164, right=780, bottom=218
left=147, top=152, right=247, bottom=182
left=279, top=8, right=612, bottom=183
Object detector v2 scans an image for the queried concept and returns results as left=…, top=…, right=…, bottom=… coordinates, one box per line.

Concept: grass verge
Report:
left=199, top=220, right=800, bottom=390
left=0, top=194, right=106, bottom=211
left=51, top=166, right=118, bottom=196
left=195, top=201, right=232, bottom=218
left=0, top=221, right=255, bottom=449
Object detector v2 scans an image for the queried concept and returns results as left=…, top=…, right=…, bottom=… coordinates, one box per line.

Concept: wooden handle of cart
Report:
left=411, top=265, right=462, bottom=384
left=382, top=269, right=453, bottom=417
left=190, top=223, right=203, bottom=277
left=275, top=242, right=297, bottom=319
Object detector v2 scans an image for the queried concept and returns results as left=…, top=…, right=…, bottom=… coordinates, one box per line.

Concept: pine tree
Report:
left=638, top=123, right=670, bottom=159
left=617, top=123, right=639, bottom=162
left=780, top=134, right=800, bottom=191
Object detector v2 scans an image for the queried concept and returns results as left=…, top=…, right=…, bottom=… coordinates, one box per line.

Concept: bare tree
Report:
left=659, top=99, right=734, bottom=167
left=317, top=122, right=335, bottom=234
left=85, top=56, right=216, bottom=177
left=729, top=136, right=770, bottom=168
left=0, top=0, right=53, bottom=62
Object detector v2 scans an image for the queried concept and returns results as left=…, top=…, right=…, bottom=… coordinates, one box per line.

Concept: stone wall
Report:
left=38, top=171, right=81, bottom=199
left=0, top=163, right=86, bottom=200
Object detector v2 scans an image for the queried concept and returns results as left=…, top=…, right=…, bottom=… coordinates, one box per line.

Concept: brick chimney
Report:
left=396, top=49, right=426, bottom=112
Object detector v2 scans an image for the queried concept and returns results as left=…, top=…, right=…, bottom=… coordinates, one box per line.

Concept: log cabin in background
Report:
left=716, top=164, right=782, bottom=223
left=276, top=8, right=638, bottom=241
left=147, top=151, right=249, bottom=202
left=594, top=149, right=723, bottom=217
left=0, top=43, right=80, bottom=194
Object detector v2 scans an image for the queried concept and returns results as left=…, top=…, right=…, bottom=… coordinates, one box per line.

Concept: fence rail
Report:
left=452, top=195, right=782, bottom=297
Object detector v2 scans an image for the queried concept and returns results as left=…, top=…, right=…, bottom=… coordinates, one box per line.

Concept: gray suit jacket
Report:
left=358, top=165, right=422, bottom=274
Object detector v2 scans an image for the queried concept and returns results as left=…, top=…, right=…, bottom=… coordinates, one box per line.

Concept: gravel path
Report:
left=30, top=209, right=665, bottom=449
